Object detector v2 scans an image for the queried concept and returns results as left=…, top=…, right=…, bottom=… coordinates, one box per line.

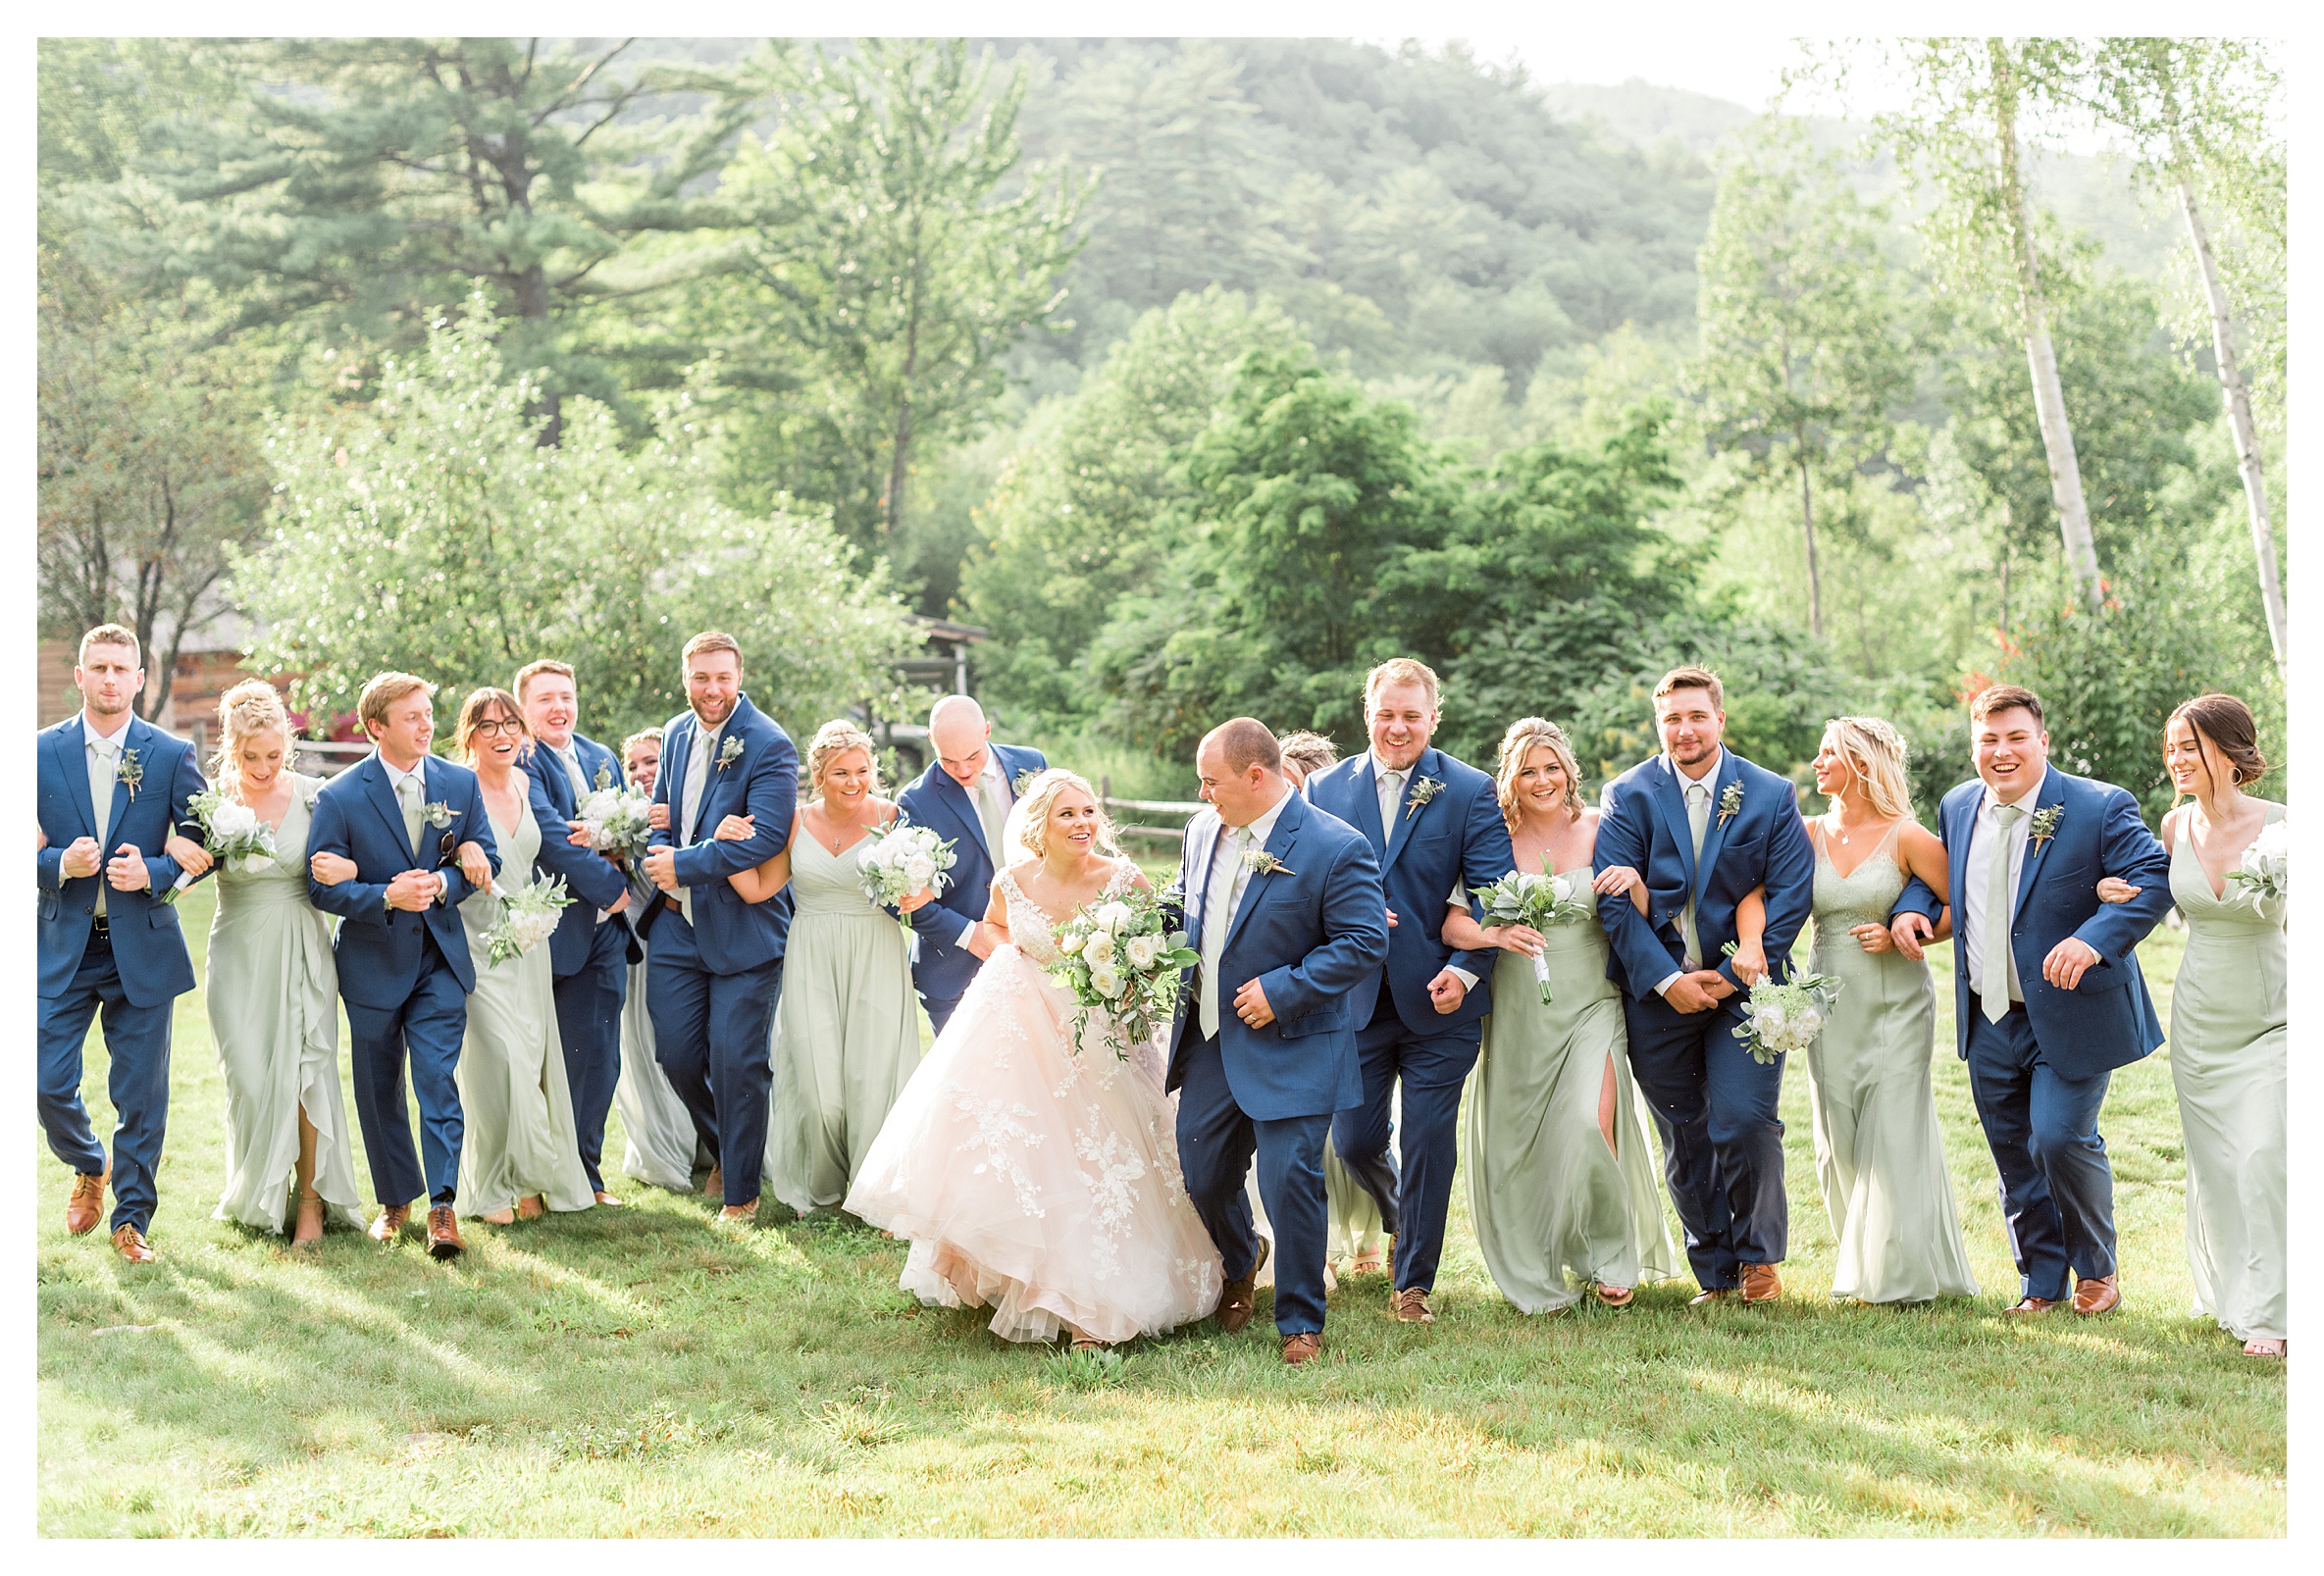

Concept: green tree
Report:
left=235, top=295, right=921, bottom=742
left=1692, top=119, right=1913, bottom=639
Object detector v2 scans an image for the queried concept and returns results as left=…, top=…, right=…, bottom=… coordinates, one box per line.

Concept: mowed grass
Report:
left=37, top=887, right=2284, bottom=1536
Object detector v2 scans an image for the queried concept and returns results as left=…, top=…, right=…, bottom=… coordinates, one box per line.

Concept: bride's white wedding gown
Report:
left=845, top=862, right=1224, bottom=1344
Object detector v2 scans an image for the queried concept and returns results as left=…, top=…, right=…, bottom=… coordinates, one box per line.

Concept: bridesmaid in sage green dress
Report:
left=1445, top=717, right=1677, bottom=1313
left=1796, top=718, right=1977, bottom=1304
left=449, top=689, right=595, bottom=1224
left=714, top=721, right=929, bottom=1218
left=2156, top=694, right=2285, bottom=1358
left=198, top=682, right=366, bottom=1244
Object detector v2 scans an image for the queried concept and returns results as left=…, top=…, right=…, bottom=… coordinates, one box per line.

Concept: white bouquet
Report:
left=165, top=787, right=280, bottom=903
left=1726, top=953, right=1841, bottom=1067
left=2226, top=820, right=2287, bottom=914
left=856, top=819, right=957, bottom=935
left=1048, top=883, right=1199, bottom=1059
left=1468, top=861, right=1595, bottom=1004
left=482, top=876, right=572, bottom=966
left=573, top=785, right=653, bottom=862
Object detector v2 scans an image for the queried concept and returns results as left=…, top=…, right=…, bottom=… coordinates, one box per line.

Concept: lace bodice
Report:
left=997, top=860, right=1136, bottom=967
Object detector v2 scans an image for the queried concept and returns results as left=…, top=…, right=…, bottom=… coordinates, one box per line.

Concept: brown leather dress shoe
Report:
left=702, top=1166, right=723, bottom=1197
left=2072, top=1273, right=2121, bottom=1316
left=1280, top=1332, right=1322, bottom=1366
left=1390, top=1287, right=1435, bottom=1324
left=67, top=1167, right=109, bottom=1236
left=717, top=1198, right=760, bottom=1225
left=1740, top=1263, right=1784, bottom=1304
left=2002, top=1296, right=2061, bottom=1316
left=1216, top=1237, right=1270, bottom=1333
left=111, top=1223, right=156, bottom=1263
left=425, top=1204, right=465, bottom=1260
left=1688, top=1286, right=1736, bottom=1306
left=368, top=1203, right=411, bottom=1244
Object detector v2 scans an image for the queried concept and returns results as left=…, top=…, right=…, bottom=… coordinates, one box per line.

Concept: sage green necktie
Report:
left=1679, top=781, right=1711, bottom=969
left=1982, top=803, right=2023, bottom=1024
left=398, top=775, right=425, bottom=858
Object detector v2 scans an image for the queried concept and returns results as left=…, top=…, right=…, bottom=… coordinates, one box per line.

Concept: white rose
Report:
left=1125, top=933, right=1162, bottom=969
left=1057, top=932, right=1085, bottom=957
left=1793, top=1008, right=1824, bottom=1041
left=1090, top=965, right=1126, bottom=998
left=578, top=788, right=618, bottom=822
left=238, top=853, right=276, bottom=876
left=1756, top=1004, right=1789, bottom=1041
left=904, top=854, right=938, bottom=889
left=1550, top=873, right=1575, bottom=904
left=1094, top=901, right=1135, bottom=935
left=1083, top=933, right=1115, bottom=965
left=213, top=801, right=260, bottom=840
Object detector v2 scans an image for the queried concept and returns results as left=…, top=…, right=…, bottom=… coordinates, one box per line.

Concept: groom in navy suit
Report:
left=642, top=631, right=799, bottom=1221
left=1595, top=666, right=1816, bottom=1305
left=307, top=672, right=499, bottom=1260
left=1169, top=718, right=1389, bottom=1365
left=35, top=625, right=209, bottom=1262
left=897, top=694, right=1047, bottom=1033
left=1889, top=684, right=2170, bottom=1317
left=1303, top=658, right=1514, bottom=1324
left=515, top=658, right=635, bottom=1206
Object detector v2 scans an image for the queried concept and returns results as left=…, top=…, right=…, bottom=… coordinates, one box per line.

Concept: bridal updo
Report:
left=1007, top=767, right=1122, bottom=862
left=210, top=680, right=292, bottom=798
left=805, top=720, right=882, bottom=795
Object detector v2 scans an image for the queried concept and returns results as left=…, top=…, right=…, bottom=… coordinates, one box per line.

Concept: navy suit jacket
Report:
left=1594, top=748, right=1816, bottom=1001
left=646, top=693, right=799, bottom=975
left=1164, top=791, right=1390, bottom=1121
left=307, top=751, right=500, bottom=1005
left=1304, top=745, right=1513, bottom=1035
left=1892, top=765, right=2170, bottom=1079
left=35, top=714, right=207, bottom=1007
left=521, top=733, right=636, bottom=976
left=895, top=742, right=1048, bottom=1002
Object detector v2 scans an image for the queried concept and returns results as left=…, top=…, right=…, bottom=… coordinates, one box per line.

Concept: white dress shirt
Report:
left=1656, top=746, right=1724, bottom=999
left=1960, top=782, right=2040, bottom=1004
left=380, top=753, right=449, bottom=902
left=954, top=753, right=1013, bottom=948
left=1372, top=751, right=1477, bottom=991
left=676, top=717, right=725, bottom=925
left=1200, top=788, right=1292, bottom=1039
left=80, top=711, right=132, bottom=917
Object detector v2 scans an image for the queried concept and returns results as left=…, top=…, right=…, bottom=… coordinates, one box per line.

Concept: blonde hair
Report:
left=78, top=623, right=141, bottom=667
left=1007, top=767, right=1121, bottom=862
left=1276, top=731, right=1339, bottom=780
left=358, top=671, right=436, bottom=735
left=805, top=720, right=881, bottom=795
left=622, top=727, right=663, bottom=759
left=512, top=658, right=575, bottom=701
left=451, top=686, right=527, bottom=766
left=1494, top=717, right=1586, bottom=829
left=212, top=681, right=292, bottom=799
left=681, top=630, right=744, bottom=672
left=1822, top=716, right=1913, bottom=821
left=1365, top=657, right=1440, bottom=711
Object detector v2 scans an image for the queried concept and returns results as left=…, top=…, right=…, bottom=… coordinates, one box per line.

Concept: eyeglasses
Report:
left=471, top=718, right=525, bottom=737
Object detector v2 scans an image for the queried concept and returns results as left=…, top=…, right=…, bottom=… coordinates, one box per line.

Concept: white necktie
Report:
left=1200, top=826, right=1251, bottom=1040
left=88, top=737, right=117, bottom=918
left=972, top=771, right=1007, bottom=860
left=1982, top=803, right=2024, bottom=1024
left=1376, top=769, right=1404, bottom=845
left=1680, top=781, right=1710, bottom=969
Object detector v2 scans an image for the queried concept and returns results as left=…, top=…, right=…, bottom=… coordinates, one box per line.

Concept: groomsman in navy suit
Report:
left=1594, top=666, right=1816, bottom=1305
left=1304, top=658, right=1515, bottom=1324
left=642, top=631, right=799, bottom=1221
left=1889, top=684, right=2170, bottom=1317
left=307, top=672, right=499, bottom=1260
left=515, top=659, right=636, bottom=1206
left=35, top=625, right=209, bottom=1262
left=1169, top=719, right=1389, bottom=1364
left=897, top=694, right=1047, bottom=1033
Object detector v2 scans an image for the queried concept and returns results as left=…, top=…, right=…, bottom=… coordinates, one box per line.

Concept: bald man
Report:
left=894, top=696, right=1047, bottom=1033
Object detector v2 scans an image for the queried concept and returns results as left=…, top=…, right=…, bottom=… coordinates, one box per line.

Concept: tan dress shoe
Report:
left=1688, top=1286, right=1736, bottom=1306
left=2071, top=1273, right=2120, bottom=1316
left=594, top=1192, right=624, bottom=1207
left=67, top=1167, right=109, bottom=1236
left=1740, top=1263, right=1784, bottom=1304
left=1280, top=1332, right=1322, bottom=1366
left=2001, top=1296, right=2061, bottom=1316
left=1216, top=1237, right=1270, bottom=1333
left=1390, top=1287, right=1434, bottom=1324
left=111, top=1224, right=156, bottom=1263
left=702, top=1166, right=723, bottom=1197
left=425, top=1204, right=466, bottom=1260
left=717, top=1199, right=759, bottom=1225
left=368, top=1203, right=411, bottom=1244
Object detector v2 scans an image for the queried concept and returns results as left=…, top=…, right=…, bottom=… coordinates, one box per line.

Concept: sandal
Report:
left=479, top=1207, right=516, bottom=1226
left=1590, top=1283, right=1635, bottom=1309
left=1346, top=1246, right=1386, bottom=1277
left=1069, top=1333, right=1110, bottom=1353
left=2243, top=1338, right=2287, bottom=1359
left=291, top=1192, right=326, bottom=1248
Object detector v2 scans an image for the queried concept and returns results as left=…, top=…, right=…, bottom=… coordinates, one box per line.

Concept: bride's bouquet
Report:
left=164, top=787, right=280, bottom=903
left=1468, top=861, right=1594, bottom=1003
left=573, top=784, right=654, bottom=862
left=856, top=819, right=957, bottom=934
left=482, top=876, right=572, bottom=966
left=1724, top=946, right=1841, bottom=1066
left=1048, top=884, right=1199, bottom=1060
left=2227, top=820, right=2287, bottom=914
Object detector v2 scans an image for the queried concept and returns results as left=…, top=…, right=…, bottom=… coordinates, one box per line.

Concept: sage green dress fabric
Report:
left=764, top=830, right=924, bottom=1215
left=205, top=775, right=366, bottom=1233
left=454, top=796, right=595, bottom=1218
left=614, top=899, right=704, bottom=1192
left=1803, top=823, right=1977, bottom=1303
left=2168, top=799, right=2286, bottom=1343
left=1324, top=1133, right=1385, bottom=1266
left=1461, top=874, right=1678, bottom=1311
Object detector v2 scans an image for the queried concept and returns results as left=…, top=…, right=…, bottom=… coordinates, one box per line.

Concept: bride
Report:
left=846, top=768, right=1223, bottom=1349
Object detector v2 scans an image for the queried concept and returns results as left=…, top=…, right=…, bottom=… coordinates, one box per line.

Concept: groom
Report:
left=1168, top=718, right=1389, bottom=1365
left=642, top=631, right=798, bottom=1222
left=1888, top=684, right=2170, bottom=1316
left=1595, top=666, right=1815, bottom=1305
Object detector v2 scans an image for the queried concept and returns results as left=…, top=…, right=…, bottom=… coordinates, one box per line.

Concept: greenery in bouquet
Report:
left=1048, top=884, right=1199, bottom=1060
left=1468, top=861, right=1595, bottom=1003
left=856, top=820, right=958, bottom=935
left=164, top=788, right=281, bottom=904
left=483, top=876, right=572, bottom=966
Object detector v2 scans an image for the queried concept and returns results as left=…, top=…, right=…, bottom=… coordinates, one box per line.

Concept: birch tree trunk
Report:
left=2178, top=172, right=2287, bottom=670
left=1796, top=451, right=1823, bottom=640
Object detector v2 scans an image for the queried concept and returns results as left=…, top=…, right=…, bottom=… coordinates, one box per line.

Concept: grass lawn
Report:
left=37, top=887, right=2284, bottom=1536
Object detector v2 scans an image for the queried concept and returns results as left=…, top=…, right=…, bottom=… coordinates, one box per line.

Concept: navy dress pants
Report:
left=1174, top=1032, right=1333, bottom=1340
left=1964, top=1003, right=2115, bottom=1301
left=1331, top=995, right=1479, bottom=1294
left=37, top=932, right=175, bottom=1234
left=1623, top=989, right=1787, bottom=1290
left=345, top=941, right=470, bottom=1207
left=646, top=908, right=782, bottom=1209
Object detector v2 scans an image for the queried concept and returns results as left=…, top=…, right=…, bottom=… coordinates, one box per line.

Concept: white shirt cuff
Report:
left=1447, top=965, right=1478, bottom=990
left=433, top=872, right=449, bottom=903
left=955, top=916, right=978, bottom=949
left=1655, top=970, right=1684, bottom=997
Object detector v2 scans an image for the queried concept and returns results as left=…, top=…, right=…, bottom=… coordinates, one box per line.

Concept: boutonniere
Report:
left=716, top=736, right=744, bottom=773
left=1404, top=776, right=1445, bottom=820
left=421, top=800, right=453, bottom=830
left=1717, top=783, right=1744, bottom=829
left=115, top=747, right=144, bottom=802
left=1013, top=768, right=1038, bottom=795
left=2028, top=804, right=2063, bottom=854
left=1242, top=848, right=1296, bottom=878
left=594, top=761, right=613, bottom=791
